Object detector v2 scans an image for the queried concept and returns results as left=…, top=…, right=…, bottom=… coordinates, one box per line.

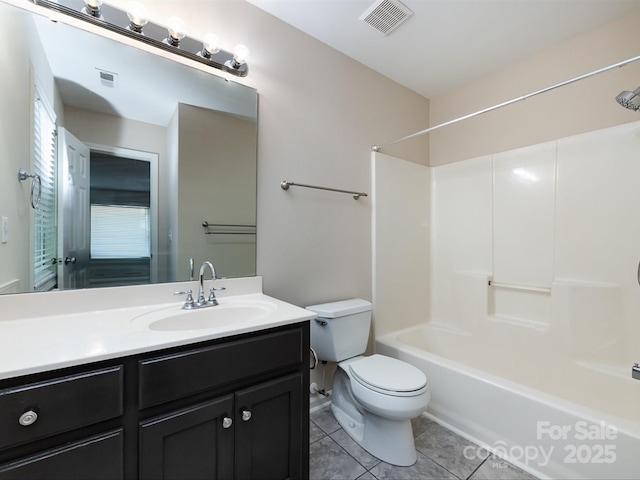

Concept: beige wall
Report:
left=0, top=5, right=62, bottom=293
left=429, top=10, right=640, bottom=166
left=175, top=104, right=257, bottom=280
left=109, top=0, right=430, bottom=308
left=0, top=5, right=31, bottom=292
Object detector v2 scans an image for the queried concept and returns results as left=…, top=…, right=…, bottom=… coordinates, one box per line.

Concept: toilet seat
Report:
left=348, top=354, right=427, bottom=397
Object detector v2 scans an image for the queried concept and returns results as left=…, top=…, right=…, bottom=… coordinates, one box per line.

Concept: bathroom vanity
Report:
left=0, top=277, right=314, bottom=479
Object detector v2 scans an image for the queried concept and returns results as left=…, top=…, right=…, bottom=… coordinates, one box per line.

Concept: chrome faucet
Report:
left=178, top=260, right=225, bottom=310
left=197, top=261, right=218, bottom=306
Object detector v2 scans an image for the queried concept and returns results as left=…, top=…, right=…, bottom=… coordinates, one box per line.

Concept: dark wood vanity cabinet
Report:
left=0, top=322, right=310, bottom=480
left=139, top=373, right=304, bottom=480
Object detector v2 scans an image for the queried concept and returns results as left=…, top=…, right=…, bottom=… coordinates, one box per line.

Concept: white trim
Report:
left=309, top=392, right=333, bottom=413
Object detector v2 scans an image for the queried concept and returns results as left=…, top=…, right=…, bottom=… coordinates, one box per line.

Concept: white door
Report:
left=57, top=128, right=90, bottom=289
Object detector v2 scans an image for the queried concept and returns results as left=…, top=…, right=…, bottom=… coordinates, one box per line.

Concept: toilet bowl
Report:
left=330, top=355, right=429, bottom=466
left=307, top=299, right=430, bottom=466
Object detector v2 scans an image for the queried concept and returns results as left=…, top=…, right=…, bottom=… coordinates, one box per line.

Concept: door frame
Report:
left=85, top=143, right=159, bottom=284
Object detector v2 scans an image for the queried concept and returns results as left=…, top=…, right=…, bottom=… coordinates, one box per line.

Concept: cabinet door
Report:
left=139, top=396, right=234, bottom=480
left=0, top=429, right=123, bottom=480
left=235, top=373, right=305, bottom=480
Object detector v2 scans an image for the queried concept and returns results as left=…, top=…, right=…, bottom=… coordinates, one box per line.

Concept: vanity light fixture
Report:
left=29, top=0, right=250, bottom=77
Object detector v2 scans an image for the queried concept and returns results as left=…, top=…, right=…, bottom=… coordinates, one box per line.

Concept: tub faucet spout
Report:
left=632, top=363, right=640, bottom=380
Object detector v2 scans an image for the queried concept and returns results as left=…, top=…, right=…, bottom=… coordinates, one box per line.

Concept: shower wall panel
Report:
left=492, top=141, right=556, bottom=288
left=429, top=119, right=640, bottom=363
left=555, top=121, right=640, bottom=360
left=429, top=156, right=492, bottom=326
left=372, top=152, right=430, bottom=337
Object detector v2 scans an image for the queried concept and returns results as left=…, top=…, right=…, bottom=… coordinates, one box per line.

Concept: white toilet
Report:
left=306, top=299, right=430, bottom=466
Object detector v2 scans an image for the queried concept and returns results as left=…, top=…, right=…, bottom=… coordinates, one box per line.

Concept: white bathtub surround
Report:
left=372, top=120, right=640, bottom=479
left=427, top=119, right=640, bottom=358
left=372, top=152, right=430, bottom=337
left=0, top=276, right=316, bottom=379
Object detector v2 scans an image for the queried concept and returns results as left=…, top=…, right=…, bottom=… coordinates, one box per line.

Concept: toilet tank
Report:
left=306, top=299, right=372, bottom=362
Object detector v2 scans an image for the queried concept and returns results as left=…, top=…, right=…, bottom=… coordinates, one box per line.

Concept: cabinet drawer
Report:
left=0, top=429, right=123, bottom=480
left=0, top=366, right=123, bottom=450
left=139, top=328, right=303, bottom=408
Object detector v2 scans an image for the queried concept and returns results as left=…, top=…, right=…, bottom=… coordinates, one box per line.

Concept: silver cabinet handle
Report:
left=222, top=417, right=233, bottom=429
left=241, top=410, right=252, bottom=422
left=19, top=410, right=38, bottom=426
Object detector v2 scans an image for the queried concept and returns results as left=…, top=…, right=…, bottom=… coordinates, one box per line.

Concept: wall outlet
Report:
left=1, top=217, right=7, bottom=244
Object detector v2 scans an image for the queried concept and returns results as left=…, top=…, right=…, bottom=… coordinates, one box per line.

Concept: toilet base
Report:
left=332, top=403, right=418, bottom=466
left=330, top=368, right=420, bottom=466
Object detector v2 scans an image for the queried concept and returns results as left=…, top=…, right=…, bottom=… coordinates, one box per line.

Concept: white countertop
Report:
left=0, top=277, right=316, bottom=380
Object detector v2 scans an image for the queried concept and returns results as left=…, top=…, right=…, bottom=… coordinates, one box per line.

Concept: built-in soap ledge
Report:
left=0, top=276, right=263, bottom=322
left=487, top=278, right=551, bottom=330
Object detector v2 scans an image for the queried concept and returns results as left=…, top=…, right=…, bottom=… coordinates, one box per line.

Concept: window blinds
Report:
left=33, top=89, right=57, bottom=292
left=90, top=205, right=150, bottom=259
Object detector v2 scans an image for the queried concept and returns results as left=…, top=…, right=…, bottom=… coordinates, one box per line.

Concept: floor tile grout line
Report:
left=418, top=452, right=465, bottom=480
left=311, top=423, right=372, bottom=479
left=465, top=455, right=489, bottom=480
left=327, top=431, right=374, bottom=476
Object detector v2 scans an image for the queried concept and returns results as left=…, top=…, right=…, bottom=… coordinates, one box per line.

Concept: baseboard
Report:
left=309, top=390, right=332, bottom=413
left=0, top=279, right=20, bottom=294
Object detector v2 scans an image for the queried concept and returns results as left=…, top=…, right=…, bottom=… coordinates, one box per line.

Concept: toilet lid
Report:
left=349, top=354, right=427, bottom=393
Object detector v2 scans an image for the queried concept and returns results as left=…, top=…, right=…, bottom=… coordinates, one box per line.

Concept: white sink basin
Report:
left=133, top=300, right=277, bottom=331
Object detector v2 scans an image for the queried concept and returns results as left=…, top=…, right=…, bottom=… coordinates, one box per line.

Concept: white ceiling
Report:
left=248, top=0, right=640, bottom=99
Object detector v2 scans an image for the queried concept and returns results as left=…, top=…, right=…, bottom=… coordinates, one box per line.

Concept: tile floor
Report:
left=310, top=407, right=539, bottom=480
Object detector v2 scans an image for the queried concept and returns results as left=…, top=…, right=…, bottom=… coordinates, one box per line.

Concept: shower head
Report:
left=616, top=87, right=640, bottom=111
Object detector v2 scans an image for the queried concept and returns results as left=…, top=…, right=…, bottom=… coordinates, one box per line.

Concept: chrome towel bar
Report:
left=201, top=221, right=256, bottom=235
left=17, top=168, right=41, bottom=209
left=280, top=180, right=368, bottom=200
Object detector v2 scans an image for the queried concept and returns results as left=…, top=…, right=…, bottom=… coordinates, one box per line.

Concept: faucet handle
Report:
left=175, top=290, right=196, bottom=309
left=207, top=288, right=221, bottom=305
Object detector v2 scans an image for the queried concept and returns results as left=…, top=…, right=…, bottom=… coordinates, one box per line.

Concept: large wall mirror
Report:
left=0, top=0, right=258, bottom=295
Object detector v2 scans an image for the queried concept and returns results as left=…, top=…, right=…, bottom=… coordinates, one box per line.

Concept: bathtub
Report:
left=375, top=323, right=640, bottom=479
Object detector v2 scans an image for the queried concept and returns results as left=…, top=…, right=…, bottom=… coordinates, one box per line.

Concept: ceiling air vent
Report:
left=96, top=68, right=118, bottom=88
left=359, top=0, right=414, bottom=36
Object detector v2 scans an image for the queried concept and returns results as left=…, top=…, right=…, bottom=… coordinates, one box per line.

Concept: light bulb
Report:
left=84, top=0, right=103, bottom=8
left=202, top=34, right=221, bottom=57
left=166, top=16, right=186, bottom=46
left=232, top=44, right=249, bottom=66
left=83, top=0, right=103, bottom=17
left=126, top=2, right=148, bottom=33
